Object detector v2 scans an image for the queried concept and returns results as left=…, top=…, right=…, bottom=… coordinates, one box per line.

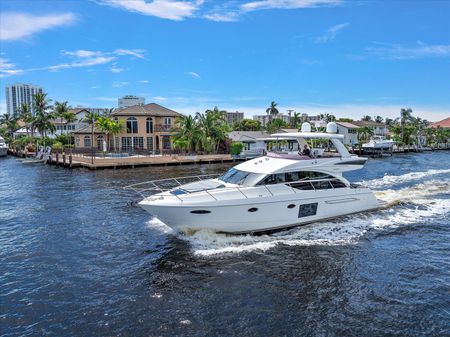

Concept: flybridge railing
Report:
left=123, top=174, right=222, bottom=198
left=124, top=175, right=351, bottom=203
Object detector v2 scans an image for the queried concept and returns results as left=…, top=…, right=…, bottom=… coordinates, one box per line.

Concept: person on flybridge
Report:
left=302, top=144, right=311, bottom=157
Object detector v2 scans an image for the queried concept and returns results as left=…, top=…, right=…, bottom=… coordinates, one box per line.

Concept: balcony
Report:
left=154, top=124, right=173, bottom=132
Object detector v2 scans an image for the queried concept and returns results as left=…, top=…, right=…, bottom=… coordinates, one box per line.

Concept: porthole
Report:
left=190, top=210, right=211, bottom=214
left=248, top=208, right=258, bottom=212
left=287, top=204, right=296, bottom=209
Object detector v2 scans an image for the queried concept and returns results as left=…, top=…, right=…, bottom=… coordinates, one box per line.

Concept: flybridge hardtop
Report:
left=130, top=122, right=382, bottom=234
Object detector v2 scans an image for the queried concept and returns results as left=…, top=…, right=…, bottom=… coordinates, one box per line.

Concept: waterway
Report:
left=1, top=152, right=449, bottom=336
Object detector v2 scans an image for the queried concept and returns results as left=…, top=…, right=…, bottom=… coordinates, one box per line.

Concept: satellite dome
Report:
left=301, top=122, right=311, bottom=132
left=326, top=122, right=338, bottom=133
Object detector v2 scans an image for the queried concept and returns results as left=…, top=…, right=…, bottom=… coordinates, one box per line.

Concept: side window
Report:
left=330, top=180, right=347, bottom=188
left=290, top=182, right=314, bottom=190
left=298, top=203, right=318, bottom=217
left=311, top=181, right=333, bottom=190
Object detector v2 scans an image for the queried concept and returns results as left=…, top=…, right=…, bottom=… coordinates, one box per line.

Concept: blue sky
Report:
left=0, top=0, right=449, bottom=121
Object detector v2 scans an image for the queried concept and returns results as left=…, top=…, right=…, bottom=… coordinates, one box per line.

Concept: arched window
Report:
left=126, top=117, right=138, bottom=133
left=84, top=136, right=91, bottom=148
left=146, top=117, right=153, bottom=133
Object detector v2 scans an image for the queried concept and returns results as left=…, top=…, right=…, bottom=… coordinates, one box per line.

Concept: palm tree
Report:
left=195, top=110, right=229, bottom=153
left=0, top=113, right=19, bottom=138
left=82, top=111, right=99, bottom=157
left=31, top=92, right=55, bottom=138
left=172, top=115, right=202, bottom=152
left=357, top=126, right=374, bottom=150
left=400, top=108, right=413, bottom=143
left=266, top=118, right=289, bottom=134
left=266, top=101, right=279, bottom=122
left=319, top=113, right=336, bottom=123
left=18, top=103, right=32, bottom=137
left=374, top=116, right=384, bottom=123
left=362, top=115, right=372, bottom=122
left=109, top=119, right=124, bottom=152
left=291, top=112, right=301, bottom=128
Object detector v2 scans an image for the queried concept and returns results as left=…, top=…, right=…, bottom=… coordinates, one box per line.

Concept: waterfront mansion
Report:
left=73, top=103, right=181, bottom=153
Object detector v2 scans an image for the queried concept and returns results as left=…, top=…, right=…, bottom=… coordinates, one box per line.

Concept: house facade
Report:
left=53, top=108, right=90, bottom=136
left=73, top=103, right=182, bottom=153
left=336, top=122, right=360, bottom=146
left=352, top=120, right=388, bottom=136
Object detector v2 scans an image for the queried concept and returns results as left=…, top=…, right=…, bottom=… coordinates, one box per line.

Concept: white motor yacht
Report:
left=0, top=136, right=8, bottom=157
left=128, top=122, right=382, bottom=234
left=362, top=136, right=395, bottom=150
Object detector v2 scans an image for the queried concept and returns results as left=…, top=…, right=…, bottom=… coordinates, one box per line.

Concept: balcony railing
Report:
left=154, top=124, right=173, bottom=132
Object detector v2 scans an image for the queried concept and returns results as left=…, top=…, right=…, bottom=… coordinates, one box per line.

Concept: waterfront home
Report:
left=352, top=120, right=388, bottom=137
left=336, top=122, right=360, bottom=146
left=53, top=108, right=90, bottom=136
left=227, top=131, right=269, bottom=153
left=428, top=117, right=450, bottom=129
left=73, top=103, right=181, bottom=153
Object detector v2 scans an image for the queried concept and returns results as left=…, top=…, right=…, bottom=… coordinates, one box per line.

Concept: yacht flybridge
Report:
left=126, top=122, right=381, bottom=234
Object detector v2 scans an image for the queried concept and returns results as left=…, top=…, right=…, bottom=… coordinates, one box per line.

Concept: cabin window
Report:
left=298, top=203, right=318, bottom=217
left=258, top=171, right=334, bottom=185
left=219, top=168, right=253, bottom=185
left=126, top=117, right=138, bottom=133
left=330, top=180, right=347, bottom=188
left=311, top=180, right=333, bottom=190
left=290, top=182, right=315, bottom=190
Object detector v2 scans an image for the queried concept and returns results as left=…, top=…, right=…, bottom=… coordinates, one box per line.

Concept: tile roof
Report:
left=73, top=125, right=103, bottom=134
left=227, top=131, right=269, bottom=141
left=111, top=103, right=181, bottom=117
left=428, top=117, right=450, bottom=128
left=336, top=121, right=360, bottom=129
left=352, top=120, right=386, bottom=127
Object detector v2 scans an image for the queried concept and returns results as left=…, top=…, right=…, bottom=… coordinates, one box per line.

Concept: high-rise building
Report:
left=118, top=95, right=145, bottom=108
left=253, top=114, right=290, bottom=127
left=223, top=111, right=244, bottom=125
left=5, top=83, right=44, bottom=116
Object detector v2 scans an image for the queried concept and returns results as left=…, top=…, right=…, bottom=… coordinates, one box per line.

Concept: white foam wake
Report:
left=184, top=179, right=450, bottom=256
left=361, top=168, right=450, bottom=189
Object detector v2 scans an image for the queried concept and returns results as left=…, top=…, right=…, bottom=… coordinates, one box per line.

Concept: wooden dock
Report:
left=47, top=153, right=243, bottom=170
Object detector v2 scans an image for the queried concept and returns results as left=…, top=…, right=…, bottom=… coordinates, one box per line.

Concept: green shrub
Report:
left=230, top=142, right=244, bottom=155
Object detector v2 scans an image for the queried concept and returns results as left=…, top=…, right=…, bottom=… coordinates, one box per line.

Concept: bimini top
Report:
left=271, top=132, right=344, bottom=139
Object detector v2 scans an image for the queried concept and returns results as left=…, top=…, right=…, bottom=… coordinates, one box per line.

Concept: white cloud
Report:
left=203, top=12, right=239, bottom=22
left=47, top=56, right=116, bottom=71
left=112, top=81, right=129, bottom=87
left=315, top=22, right=349, bottom=43
left=139, top=80, right=149, bottom=83
left=113, top=48, right=146, bottom=59
left=110, top=65, right=125, bottom=73
left=62, top=50, right=103, bottom=58
left=365, top=43, right=450, bottom=60
left=91, top=86, right=101, bottom=89
left=241, top=0, right=340, bottom=12
left=0, top=12, right=76, bottom=41
left=0, top=57, right=24, bottom=78
left=187, top=71, right=201, bottom=79
left=153, top=96, right=168, bottom=101
left=97, top=0, right=203, bottom=20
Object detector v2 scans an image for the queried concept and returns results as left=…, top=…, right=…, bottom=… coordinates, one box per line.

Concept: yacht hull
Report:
left=139, top=187, right=380, bottom=234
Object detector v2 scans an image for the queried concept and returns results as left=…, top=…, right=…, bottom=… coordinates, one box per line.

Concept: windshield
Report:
left=218, top=168, right=253, bottom=185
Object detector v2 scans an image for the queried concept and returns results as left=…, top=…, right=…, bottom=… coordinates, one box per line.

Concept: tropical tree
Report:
left=357, top=126, right=374, bottom=148
left=195, top=110, right=229, bottom=153
left=0, top=113, right=19, bottom=138
left=171, top=115, right=202, bottom=152
left=82, top=110, right=100, bottom=152
left=265, top=118, right=289, bottom=134
left=266, top=101, right=279, bottom=122
left=18, top=103, right=33, bottom=136
left=374, top=116, right=384, bottom=123
left=400, top=108, right=413, bottom=142
left=319, top=113, right=336, bottom=123
left=232, top=119, right=261, bottom=131
left=291, top=112, right=302, bottom=128
left=31, top=92, right=55, bottom=138
left=109, top=119, right=124, bottom=152
left=362, top=115, right=372, bottom=122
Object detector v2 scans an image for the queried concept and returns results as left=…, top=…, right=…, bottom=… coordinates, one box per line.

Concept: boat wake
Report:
left=146, top=170, right=450, bottom=256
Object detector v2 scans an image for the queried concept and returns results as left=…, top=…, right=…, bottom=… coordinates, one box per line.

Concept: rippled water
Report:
left=1, top=152, right=449, bottom=336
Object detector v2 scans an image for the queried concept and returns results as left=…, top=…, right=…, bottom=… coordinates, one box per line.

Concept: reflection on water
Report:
left=1, top=152, right=449, bottom=336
